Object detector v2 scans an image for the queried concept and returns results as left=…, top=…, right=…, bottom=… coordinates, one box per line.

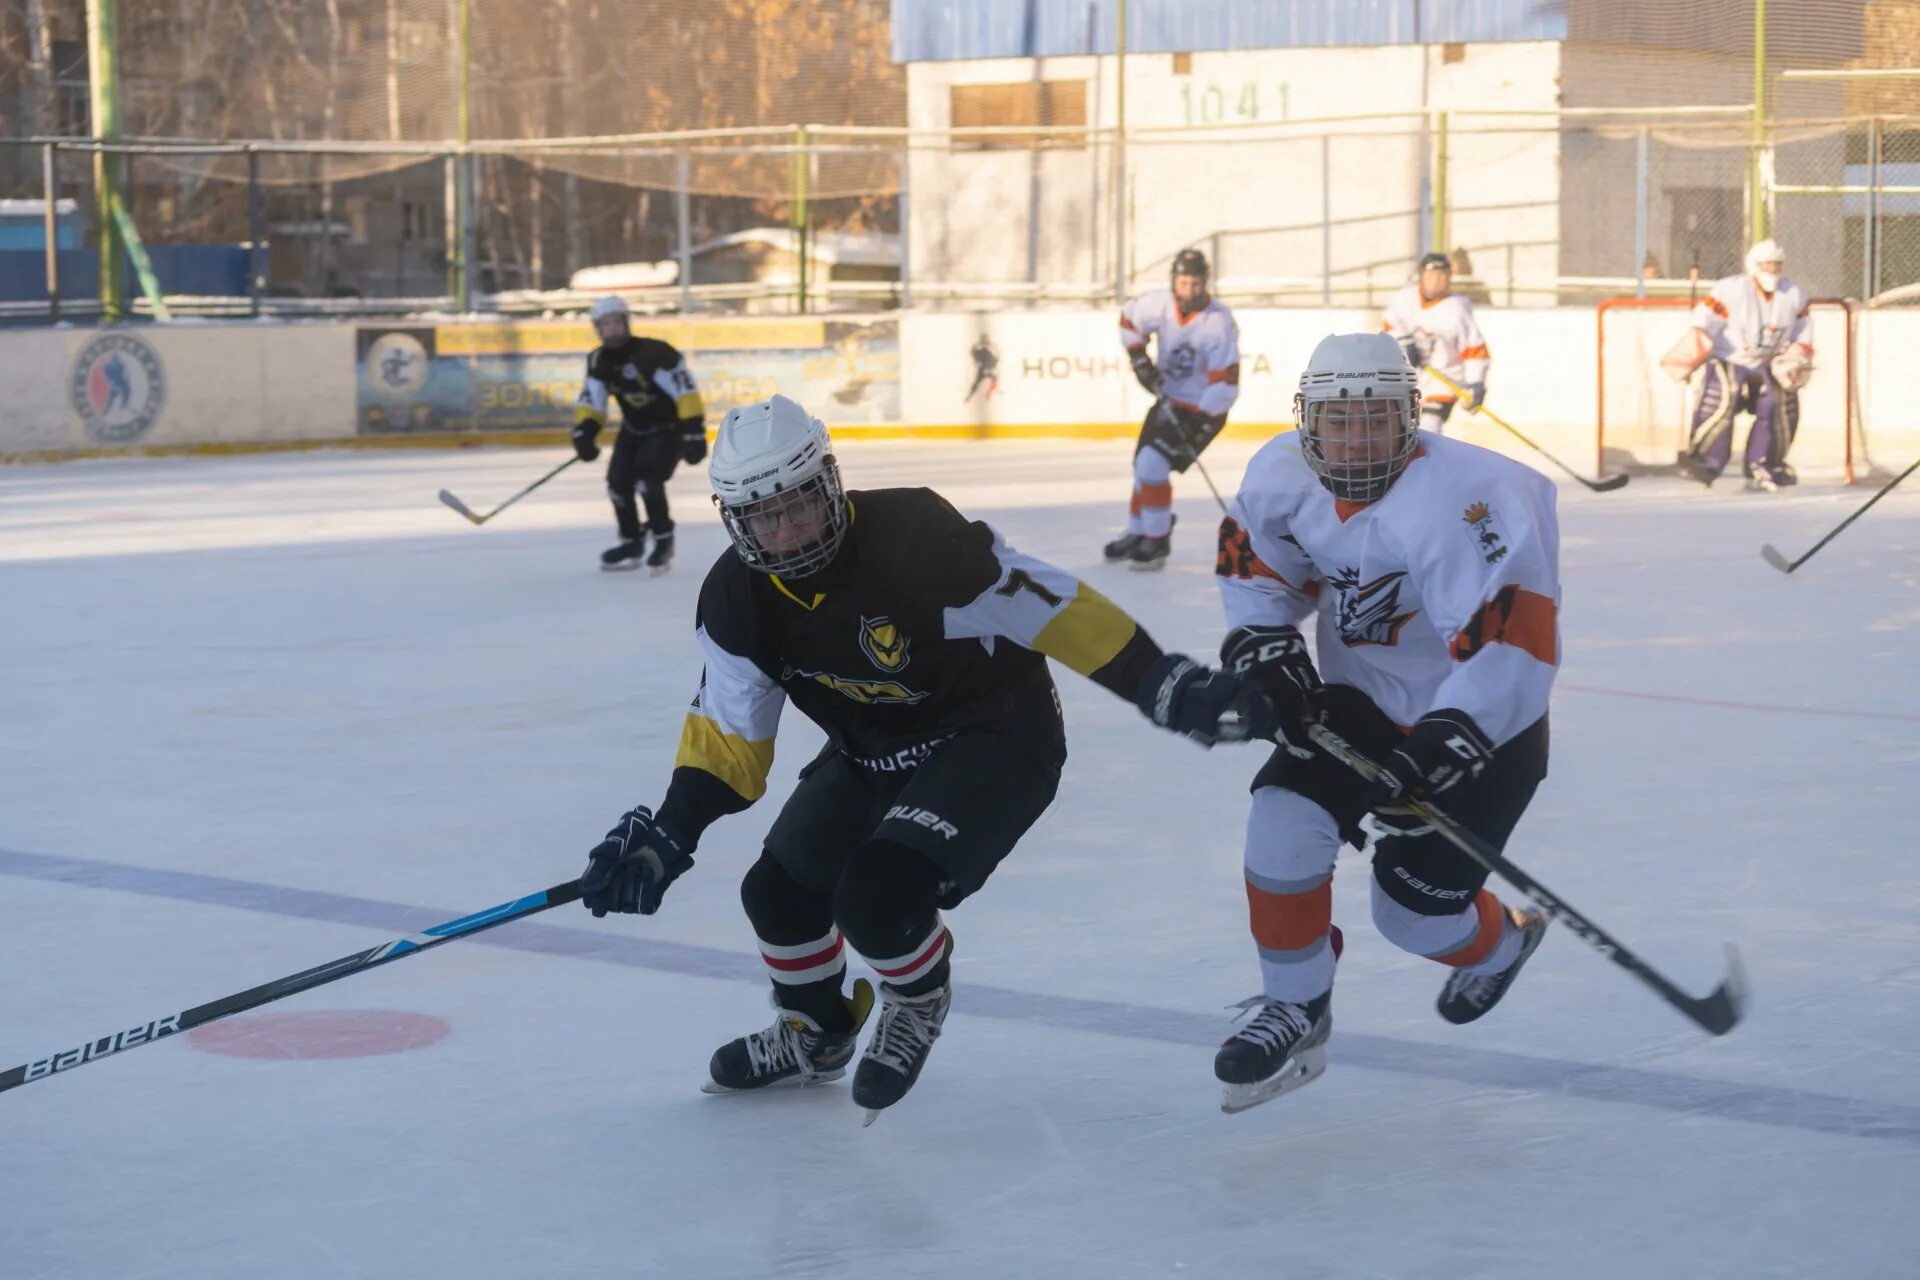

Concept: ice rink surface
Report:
left=2, top=439, right=1917, bottom=1279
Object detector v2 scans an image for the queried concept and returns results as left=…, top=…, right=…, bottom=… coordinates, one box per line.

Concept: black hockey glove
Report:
left=1135, top=653, right=1277, bottom=748
left=580, top=805, right=693, bottom=917
left=571, top=422, right=602, bottom=463
left=1129, top=346, right=1161, bottom=396
left=679, top=425, right=708, bottom=466
left=1463, top=380, right=1486, bottom=412
left=1362, top=710, right=1494, bottom=817
left=1220, top=625, right=1320, bottom=758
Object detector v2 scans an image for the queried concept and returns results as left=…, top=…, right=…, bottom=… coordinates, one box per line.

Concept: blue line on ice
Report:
left=6, top=844, right=1914, bottom=1146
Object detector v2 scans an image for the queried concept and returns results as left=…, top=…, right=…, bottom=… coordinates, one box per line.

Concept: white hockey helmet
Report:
left=709, top=394, right=850, bottom=577
left=1293, top=332, right=1422, bottom=503
left=587, top=293, right=630, bottom=340
left=1746, top=240, right=1785, bottom=292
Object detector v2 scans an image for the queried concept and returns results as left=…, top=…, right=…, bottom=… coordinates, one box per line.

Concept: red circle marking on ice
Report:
left=187, top=1010, right=451, bottom=1060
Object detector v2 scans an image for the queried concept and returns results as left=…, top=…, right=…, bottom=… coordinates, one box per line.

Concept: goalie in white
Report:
left=1209, top=332, right=1557, bottom=1114
left=1666, top=240, right=1813, bottom=491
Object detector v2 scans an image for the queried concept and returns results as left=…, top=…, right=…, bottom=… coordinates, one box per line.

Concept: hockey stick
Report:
left=1422, top=367, right=1630, bottom=493
left=1304, top=723, right=1748, bottom=1037
left=1761, top=454, right=1920, bottom=574
left=439, top=456, right=579, bottom=526
left=1, top=879, right=583, bottom=1096
left=1192, top=456, right=1230, bottom=514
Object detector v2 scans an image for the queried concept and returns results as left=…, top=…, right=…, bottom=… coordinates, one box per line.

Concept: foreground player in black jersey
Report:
left=572, top=295, right=709, bottom=573
left=578, top=394, right=1274, bottom=1120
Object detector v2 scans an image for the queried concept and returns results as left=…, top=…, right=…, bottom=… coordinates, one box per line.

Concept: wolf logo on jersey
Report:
left=1330, top=568, right=1419, bottom=648
left=860, top=617, right=911, bottom=673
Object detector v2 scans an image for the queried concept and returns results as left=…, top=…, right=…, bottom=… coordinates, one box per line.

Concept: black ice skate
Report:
left=1214, top=990, right=1332, bottom=1114
left=702, top=979, right=874, bottom=1094
left=1436, top=907, right=1549, bottom=1025
left=600, top=539, right=646, bottom=571
left=1103, top=532, right=1143, bottom=562
left=645, top=532, right=675, bottom=575
left=1128, top=534, right=1171, bottom=572
left=852, top=983, right=951, bottom=1125
left=1745, top=463, right=1796, bottom=493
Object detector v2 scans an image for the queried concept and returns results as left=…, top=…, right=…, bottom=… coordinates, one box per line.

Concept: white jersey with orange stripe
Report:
left=1692, top=273, right=1812, bottom=372
left=1119, top=289, right=1241, bottom=417
left=1381, top=284, right=1489, bottom=404
left=1217, top=430, right=1560, bottom=747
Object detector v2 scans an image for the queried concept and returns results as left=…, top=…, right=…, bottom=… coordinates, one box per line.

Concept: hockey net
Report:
left=1596, top=297, right=1859, bottom=483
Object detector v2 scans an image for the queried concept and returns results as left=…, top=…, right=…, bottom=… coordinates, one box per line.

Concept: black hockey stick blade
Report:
left=1586, top=472, right=1632, bottom=493
left=1760, top=543, right=1796, bottom=574
left=438, top=489, right=484, bottom=524
left=1305, top=723, right=1748, bottom=1037
left=1, top=879, right=582, bottom=1096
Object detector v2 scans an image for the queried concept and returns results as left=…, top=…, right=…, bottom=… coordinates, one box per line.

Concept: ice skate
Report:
left=1436, top=907, right=1548, bottom=1025
left=1677, top=454, right=1719, bottom=488
left=645, top=532, right=675, bottom=575
left=1128, top=534, right=1171, bottom=572
left=1103, top=532, right=1143, bottom=562
left=702, top=979, right=874, bottom=1094
left=1215, top=991, right=1332, bottom=1114
left=600, top=539, right=646, bottom=571
left=852, top=983, right=951, bottom=1125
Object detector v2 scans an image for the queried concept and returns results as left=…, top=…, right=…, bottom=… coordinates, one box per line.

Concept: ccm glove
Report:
left=1129, top=347, right=1161, bottom=396
left=571, top=422, right=602, bottom=463
left=1136, top=654, right=1277, bottom=748
left=680, top=426, right=708, bottom=466
left=1220, top=625, right=1320, bottom=758
left=1362, top=710, right=1495, bottom=814
left=1462, top=380, right=1487, bottom=412
left=580, top=805, right=693, bottom=917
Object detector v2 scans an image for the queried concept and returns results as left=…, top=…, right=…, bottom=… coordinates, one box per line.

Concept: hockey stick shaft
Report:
left=1152, top=397, right=1231, bottom=514
left=1304, top=723, right=1746, bottom=1035
left=1422, top=367, right=1628, bottom=492
left=1766, top=454, right=1920, bottom=573
left=1, top=880, right=583, bottom=1096
left=1192, top=456, right=1230, bottom=514
left=441, top=456, right=579, bottom=526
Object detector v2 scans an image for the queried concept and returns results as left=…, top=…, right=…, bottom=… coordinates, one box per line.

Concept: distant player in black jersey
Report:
left=576, top=394, right=1275, bottom=1121
left=573, top=295, right=709, bottom=573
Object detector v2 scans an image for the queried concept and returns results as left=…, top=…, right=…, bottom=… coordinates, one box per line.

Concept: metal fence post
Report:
left=1634, top=126, right=1649, bottom=298
left=247, top=144, right=262, bottom=315
left=1865, top=116, right=1881, bottom=301
left=443, top=150, right=458, bottom=307
left=42, top=141, right=59, bottom=322
left=676, top=149, right=691, bottom=313
left=1432, top=109, right=1449, bottom=255
left=898, top=141, right=911, bottom=310
left=1320, top=132, right=1332, bottom=306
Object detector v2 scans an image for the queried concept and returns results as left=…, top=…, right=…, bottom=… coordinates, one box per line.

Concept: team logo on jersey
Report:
left=1329, top=567, right=1418, bottom=648
left=70, top=332, right=166, bottom=444
left=1462, top=501, right=1510, bottom=565
left=858, top=616, right=910, bottom=673
left=1164, top=341, right=1197, bottom=380
left=786, top=666, right=929, bottom=705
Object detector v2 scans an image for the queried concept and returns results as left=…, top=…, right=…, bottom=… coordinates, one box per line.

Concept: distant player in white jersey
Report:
left=1103, top=248, right=1241, bottom=571
left=1668, top=240, right=1813, bottom=491
left=1381, top=252, right=1490, bottom=433
left=1209, top=332, right=1557, bottom=1114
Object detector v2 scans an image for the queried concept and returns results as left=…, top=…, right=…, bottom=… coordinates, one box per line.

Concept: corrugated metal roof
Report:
left=891, top=0, right=1568, bottom=64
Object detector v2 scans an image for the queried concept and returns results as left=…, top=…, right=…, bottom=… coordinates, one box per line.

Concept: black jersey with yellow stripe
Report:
left=656, top=486, right=1163, bottom=841
left=574, top=336, right=703, bottom=433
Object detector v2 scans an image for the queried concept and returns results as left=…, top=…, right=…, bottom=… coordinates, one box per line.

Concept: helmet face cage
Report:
left=714, top=456, right=850, bottom=577
left=1294, top=388, right=1420, bottom=503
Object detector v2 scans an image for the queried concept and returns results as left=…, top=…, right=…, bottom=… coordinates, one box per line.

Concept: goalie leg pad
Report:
left=1686, top=359, right=1738, bottom=470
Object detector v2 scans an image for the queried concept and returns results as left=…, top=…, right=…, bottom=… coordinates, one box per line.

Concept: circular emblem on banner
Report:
left=366, top=331, right=431, bottom=399
left=70, top=332, right=166, bottom=444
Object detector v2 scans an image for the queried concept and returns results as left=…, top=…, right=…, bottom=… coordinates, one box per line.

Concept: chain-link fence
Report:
left=5, top=108, right=1920, bottom=320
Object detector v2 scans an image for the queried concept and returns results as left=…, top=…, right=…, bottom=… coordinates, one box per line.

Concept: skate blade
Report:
left=1219, top=1044, right=1326, bottom=1115
left=1128, top=559, right=1168, bottom=573
left=601, top=561, right=643, bottom=573
left=861, top=1107, right=881, bottom=1128
left=649, top=564, right=671, bottom=577
left=699, top=1067, right=846, bottom=1096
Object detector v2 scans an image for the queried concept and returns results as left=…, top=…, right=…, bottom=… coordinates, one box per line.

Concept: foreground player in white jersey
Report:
left=1209, top=332, right=1557, bottom=1113
left=1381, top=252, right=1490, bottom=434
left=1103, top=248, right=1241, bottom=570
left=1669, top=240, right=1813, bottom=491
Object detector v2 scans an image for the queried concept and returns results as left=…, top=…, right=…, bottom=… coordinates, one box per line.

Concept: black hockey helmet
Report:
left=1171, top=248, right=1210, bottom=284
left=1417, top=251, right=1451, bottom=274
